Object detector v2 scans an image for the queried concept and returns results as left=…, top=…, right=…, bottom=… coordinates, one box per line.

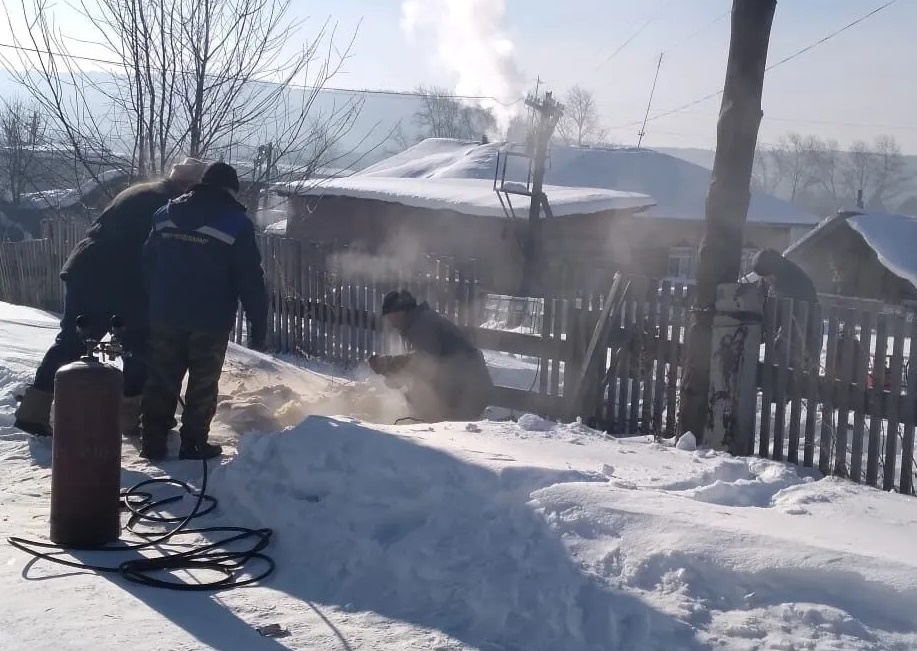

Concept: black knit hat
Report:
left=751, top=248, right=783, bottom=277
left=201, top=162, right=240, bottom=193
left=381, top=289, right=417, bottom=315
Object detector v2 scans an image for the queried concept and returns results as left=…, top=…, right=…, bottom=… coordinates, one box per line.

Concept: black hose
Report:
left=7, top=329, right=275, bottom=591
left=7, top=457, right=275, bottom=591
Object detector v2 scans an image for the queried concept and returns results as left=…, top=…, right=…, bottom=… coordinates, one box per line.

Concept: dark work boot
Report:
left=14, top=387, right=54, bottom=437
left=178, top=441, right=223, bottom=460
left=139, top=435, right=168, bottom=462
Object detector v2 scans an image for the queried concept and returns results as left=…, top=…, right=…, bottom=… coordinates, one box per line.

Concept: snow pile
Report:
left=210, top=416, right=624, bottom=651
left=360, top=138, right=818, bottom=226
left=3, top=300, right=917, bottom=650
left=278, top=175, right=655, bottom=219
left=675, top=431, right=696, bottom=451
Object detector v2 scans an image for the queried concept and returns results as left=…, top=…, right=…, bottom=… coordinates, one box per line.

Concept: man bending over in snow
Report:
left=752, top=248, right=823, bottom=374
left=368, top=289, right=493, bottom=423
left=14, top=157, right=207, bottom=439
left=140, top=162, right=267, bottom=461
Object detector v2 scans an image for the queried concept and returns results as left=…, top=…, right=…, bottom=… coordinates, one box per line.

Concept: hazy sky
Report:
left=1, top=0, right=915, bottom=153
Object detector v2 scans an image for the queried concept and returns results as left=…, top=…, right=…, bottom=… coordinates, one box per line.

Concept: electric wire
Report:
left=0, top=42, right=524, bottom=107
left=608, top=0, right=902, bottom=131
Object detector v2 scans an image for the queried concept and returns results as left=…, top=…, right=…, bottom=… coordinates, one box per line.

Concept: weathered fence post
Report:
left=705, top=282, right=764, bottom=454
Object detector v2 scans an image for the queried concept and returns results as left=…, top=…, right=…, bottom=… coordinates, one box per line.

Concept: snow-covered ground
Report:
left=2, top=301, right=917, bottom=651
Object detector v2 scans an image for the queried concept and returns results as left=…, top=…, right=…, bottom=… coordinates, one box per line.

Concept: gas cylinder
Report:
left=49, top=356, right=123, bottom=548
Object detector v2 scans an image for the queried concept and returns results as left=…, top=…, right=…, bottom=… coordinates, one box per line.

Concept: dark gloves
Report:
left=368, top=354, right=384, bottom=375
left=368, top=354, right=410, bottom=376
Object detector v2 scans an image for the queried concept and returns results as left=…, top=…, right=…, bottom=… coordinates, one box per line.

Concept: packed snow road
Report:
left=1, top=301, right=916, bottom=651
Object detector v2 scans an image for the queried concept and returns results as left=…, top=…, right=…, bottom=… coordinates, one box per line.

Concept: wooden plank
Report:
left=317, top=268, right=329, bottom=360
left=866, top=313, right=887, bottom=487
left=548, top=293, right=563, bottom=397
left=653, top=281, right=671, bottom=438
left=294, top=240, right=304, bottom=355
left=802, top=302, right=822, bottom=468
left=759, top=298, right=777, bottom=458
left=333, top=276, right=344, bottom=365
left=665, top=284, right=686, bottom=438
left=833, top=308, right=857, bottom=477
left=773, top=298, right=793, bottom=461
left=883, top=314, right=905, bottom=491
left=641, top=280, right=659, bottom=434
left=849, top=310, right=872, bottom=482
left=819, top=306, right=841, bottom=475
left=489, top=385, right=566, bottom=418
left=628, top=278, right=648, bottom=433
left=900, top=316, right=917, bottom=495
left=787, top=300, right=809, bottom=465
left=616, top=289, right=633, bottom=432
left=538, top=289, right=553, bottom=396
left=565, top=273, right=629, bottom=422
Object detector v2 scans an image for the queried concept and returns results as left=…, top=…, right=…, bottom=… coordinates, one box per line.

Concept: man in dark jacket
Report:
left=368, top=289, right=493, bottom=422
left=752, top=248, right=823, bottom=370
left=140, top=162, right=268, bottom=461
left=13, top=158, right=206, bottom=439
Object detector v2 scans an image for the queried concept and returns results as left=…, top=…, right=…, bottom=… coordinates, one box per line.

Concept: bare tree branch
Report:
left=556, top=85, right=606, bottom=147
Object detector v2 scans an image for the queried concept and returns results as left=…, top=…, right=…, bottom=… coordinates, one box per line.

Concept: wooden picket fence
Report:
left=586, top=278, right=916, bottom=494
left=755, top=297, right=916, bottom=494
left=0, top=220, right=914, bottom=494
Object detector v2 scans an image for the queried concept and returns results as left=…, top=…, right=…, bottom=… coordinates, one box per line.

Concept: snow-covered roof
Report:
left=276, top=176, right=655, bottom=219
left=359, top=138, right=819, bottom=227
left=18, top=168, right=127, bottom=210
left=785, top=210, right=917, bottom=291
left=846, top=211, right=917, bottom=290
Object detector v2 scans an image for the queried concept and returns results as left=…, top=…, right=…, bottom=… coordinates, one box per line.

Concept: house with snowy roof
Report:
left=275, top=174, right=655, bottom=293
left=274, top=138, right=818, bottom=290
left=782, top=210, right=917, bottom=304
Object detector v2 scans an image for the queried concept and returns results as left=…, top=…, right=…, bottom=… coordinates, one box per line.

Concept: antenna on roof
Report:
left=637, top=53, right=664, bottom=149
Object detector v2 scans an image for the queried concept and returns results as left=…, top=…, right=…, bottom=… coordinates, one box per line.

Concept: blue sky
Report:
left=2, top=0, right=915, bottom=152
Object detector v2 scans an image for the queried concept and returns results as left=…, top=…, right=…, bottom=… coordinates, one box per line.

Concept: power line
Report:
left=661, top=8, right=730, bottom=55
left=608, top=0, right=901, bottom=130
left=0, top=41, right=525, bottom=107
left=595, top=0, right=675, bottom=70
left=659, top=109, right=917, bottom=132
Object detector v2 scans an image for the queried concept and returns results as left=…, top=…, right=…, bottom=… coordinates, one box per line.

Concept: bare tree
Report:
left=2, top=0, right=368, bottom=201
left=841, top=135, right=908, bottom=210
left=769, top=132, right=823, bottom=201
left=556, top=85, right=606, bottom=146
left=806, top=136, right=842, bottom=210
left=751, top=147, right=778, bottom=194
left=0, top=100, right=46, bottom=204
left=413, top=86, right=496, bottom=141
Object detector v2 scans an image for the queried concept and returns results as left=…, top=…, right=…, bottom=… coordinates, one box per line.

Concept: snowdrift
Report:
left=2, top=301, right=917, bottom=650
left=211, top=415, right=648, bottom=651
left=209, top=415, right=917, bottom=650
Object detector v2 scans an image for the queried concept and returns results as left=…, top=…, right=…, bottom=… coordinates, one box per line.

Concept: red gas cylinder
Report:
left=50, top=357, right=123, bottom=548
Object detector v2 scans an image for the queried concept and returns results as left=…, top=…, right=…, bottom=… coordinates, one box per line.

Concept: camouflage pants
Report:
left=142, top=322, right=230, bottom=446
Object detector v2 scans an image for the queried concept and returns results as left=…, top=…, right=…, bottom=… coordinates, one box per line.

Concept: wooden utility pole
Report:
left=519, top=90, right=564, bottom=297
left=637, top=53, right=664, bottom=149
left=678, top=0, right=777, bottom=447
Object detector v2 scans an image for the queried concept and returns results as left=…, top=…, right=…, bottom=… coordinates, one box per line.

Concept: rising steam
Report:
left=401, top=0, right=526, bottom=134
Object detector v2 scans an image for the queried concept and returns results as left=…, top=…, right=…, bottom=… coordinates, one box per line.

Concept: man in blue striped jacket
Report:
left=140, top=162, right=268, bottom=461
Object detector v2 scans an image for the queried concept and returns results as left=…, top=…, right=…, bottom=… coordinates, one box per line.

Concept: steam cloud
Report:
left=401, top=0, right=526, bottom=134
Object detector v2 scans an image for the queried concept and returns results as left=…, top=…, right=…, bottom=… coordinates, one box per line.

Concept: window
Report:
left=667, top=247, right=696, bottom=280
